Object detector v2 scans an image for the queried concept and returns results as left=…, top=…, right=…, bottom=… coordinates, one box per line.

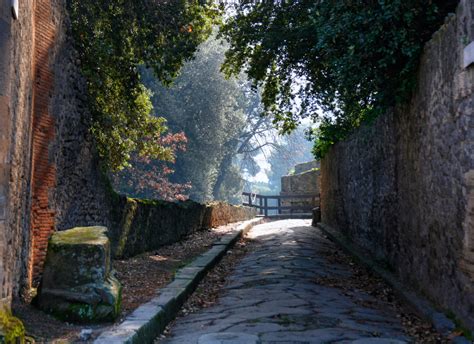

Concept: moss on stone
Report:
left=0, top=307, right=25, bottom=344
left=50, top=226, right=108, bottom=246
left=67, top=303, right=94, bottom=321
left=115, top=199, right=138, bottom=258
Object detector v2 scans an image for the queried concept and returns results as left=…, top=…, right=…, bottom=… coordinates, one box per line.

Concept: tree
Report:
left=111, top=132, right=191, bottom=201
left=142, top=34, right=275, bottom=203
left=220, top=0, right=458, bottom=157
left=266, top=127, right=315, bottom=193
left=69, top=0, right=219, bottom=171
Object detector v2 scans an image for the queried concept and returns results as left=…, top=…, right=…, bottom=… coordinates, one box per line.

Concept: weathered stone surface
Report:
left=109, top=198, right=257, bottom=259
left=163, top=220, right=411, bottom=343
left=281, top=169, right=319, bottom=196
left=293, top=160, right=320, bottom=174
left=36, top=227, right=121, bottom=323
left=320, top=0, right=474, bottom=331
left=280, top=164, right=320, bottom=214
left=202, top=202, right=257, bottom=228
left=0, top=0, right=36, bottom=308
left=198, top=332, right=260, bottom=344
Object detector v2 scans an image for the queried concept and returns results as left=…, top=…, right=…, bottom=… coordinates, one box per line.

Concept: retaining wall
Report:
left=109, top=197, right=257, bottom=259
left=320, top=0, right=474, bottom=329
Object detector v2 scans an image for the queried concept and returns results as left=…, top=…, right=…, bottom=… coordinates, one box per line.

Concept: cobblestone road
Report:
left=163, top=220, right=411, bottom=344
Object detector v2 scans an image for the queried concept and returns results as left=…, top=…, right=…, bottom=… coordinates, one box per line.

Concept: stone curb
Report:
left=94, top=217, right=264, bottom=344
left=317, top=223, right=470, bottom=342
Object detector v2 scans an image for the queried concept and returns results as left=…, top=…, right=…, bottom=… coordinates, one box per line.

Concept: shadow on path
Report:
left=162, top=220, right=411, bottom=344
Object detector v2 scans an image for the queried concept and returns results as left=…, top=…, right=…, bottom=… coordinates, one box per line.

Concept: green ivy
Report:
left=68, top=0, right=219, bottom=170
left=220, top=0, right=458, bottom=158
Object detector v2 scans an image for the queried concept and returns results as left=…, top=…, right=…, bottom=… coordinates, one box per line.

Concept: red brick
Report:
left=27, top=0, right=57, bottom=288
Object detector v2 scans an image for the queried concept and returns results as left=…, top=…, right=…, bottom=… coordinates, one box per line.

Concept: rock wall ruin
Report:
left=320, top=0, right=474, bottom=329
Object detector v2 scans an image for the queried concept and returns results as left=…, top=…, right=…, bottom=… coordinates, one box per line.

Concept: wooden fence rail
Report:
left=242, top=192, right=320, bottom=217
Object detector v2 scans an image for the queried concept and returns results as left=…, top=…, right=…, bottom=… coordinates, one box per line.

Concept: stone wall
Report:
left=293, top=160, right=320, bottom=175
left=320, top=0, right=474, bottom=329
left=49, top=2, right=111, bottom=234
left=0, top=0, right=112, bottom=303
left=202, top=202, right=258, bottom=228
left=0, top=0, right=35, bottom=308
left=281, top=170, right=320, bottom=196
left=280, top=161, right=320, bottom=213
left=26, top=0, right=111, bottom=288
left=109, top=196, right=256, bottom=259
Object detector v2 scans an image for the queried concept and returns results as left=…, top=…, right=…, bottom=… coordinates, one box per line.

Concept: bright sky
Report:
left=246, top=118, right=315, bottom=183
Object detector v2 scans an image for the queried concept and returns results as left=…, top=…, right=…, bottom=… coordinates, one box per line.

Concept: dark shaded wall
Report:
left=0, top=0, right=35, bottom=307
left=320, top=0, right=474, bottom=329
left=26, top=0, right=111, bottom=288
left=109, top=197, right=257, bottom=258
left=0, top=0, right=113, bottom=299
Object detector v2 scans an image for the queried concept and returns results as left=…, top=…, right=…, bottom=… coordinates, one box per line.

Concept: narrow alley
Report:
left=162, top=220, right=419, bottom=344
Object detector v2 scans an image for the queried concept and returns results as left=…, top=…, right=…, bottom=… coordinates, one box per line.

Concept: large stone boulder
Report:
left=35, top=226, right=121, bottom=323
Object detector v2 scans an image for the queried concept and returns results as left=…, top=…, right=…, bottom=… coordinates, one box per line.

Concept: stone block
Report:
left=213, top=232, right=240, bottom=246
left=198, top=332, right=261, bottom=344
left=36, top=226, right=122, bottom=323
left=174, top=266, right=204, bottom=281
left=294, top=160, right=320, bottom=174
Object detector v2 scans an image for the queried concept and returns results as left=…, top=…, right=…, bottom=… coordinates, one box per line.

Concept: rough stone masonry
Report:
left=320, top=0, right=474, bottom=331
left=0, top=0, right=259, bottom=310
left=0, top=0, right=115, bottom=309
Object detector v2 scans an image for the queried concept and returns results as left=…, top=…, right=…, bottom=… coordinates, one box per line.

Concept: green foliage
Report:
left=220, top=0, right=458, bottom=158
left=142, top=35, right=264, bottom=203
left=68, top=0, right=219, bottom=170
left=0, top=307, right=25, bottom=344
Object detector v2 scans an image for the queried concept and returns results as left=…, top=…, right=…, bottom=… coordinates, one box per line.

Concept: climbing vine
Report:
left=68, top=0, right=219, bottom=170
left=220, top=0, right=458, bottom=158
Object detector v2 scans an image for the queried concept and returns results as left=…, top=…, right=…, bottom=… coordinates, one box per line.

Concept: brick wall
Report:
left=0, top=0, right=259, bottom=305
left=28, top=0, right=57, bottom=287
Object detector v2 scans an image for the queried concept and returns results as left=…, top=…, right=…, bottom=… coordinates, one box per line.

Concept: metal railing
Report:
left=242, top=192, right=319, bottom=217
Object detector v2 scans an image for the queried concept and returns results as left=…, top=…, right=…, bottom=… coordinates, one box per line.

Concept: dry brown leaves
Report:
left=158, top=237, right=254, bottom=341
left=115, top=223, right=240, bottom=316
left=315, top=245, right=448, bottom=344
left=13, top=223, right=241, bottom=343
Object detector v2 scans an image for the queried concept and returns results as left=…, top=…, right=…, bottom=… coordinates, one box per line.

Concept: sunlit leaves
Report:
left=69, top=0, right=219, bottom=171
left=220, top=0, right=457, bottom=158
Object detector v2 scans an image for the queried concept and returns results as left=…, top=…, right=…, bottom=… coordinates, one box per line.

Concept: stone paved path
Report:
left=162, top=220, right=411, bottom=344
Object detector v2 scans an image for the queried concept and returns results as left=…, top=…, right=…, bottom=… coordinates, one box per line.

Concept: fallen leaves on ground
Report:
left=157, top=237, right=254, bottom=342
left=316, top=244, right=449, bottom=343
left=115, top=224, right=237, bottom=316
left=13, top=223, right=241, bottom=343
